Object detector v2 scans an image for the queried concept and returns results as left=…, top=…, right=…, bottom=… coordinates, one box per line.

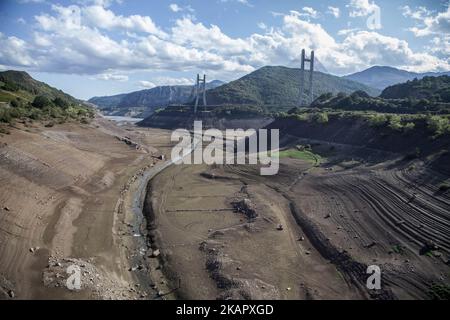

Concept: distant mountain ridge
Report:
left=344, top=66, right=450, bottom=90
left=89, top=80, right=224, bottom=117
left=205, top=66, right=380, bottom=108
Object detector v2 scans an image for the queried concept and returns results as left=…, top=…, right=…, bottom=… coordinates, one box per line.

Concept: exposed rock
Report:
left=151, top=249, right=160, bottom=258
left=233, top=198, right=258, bottom=219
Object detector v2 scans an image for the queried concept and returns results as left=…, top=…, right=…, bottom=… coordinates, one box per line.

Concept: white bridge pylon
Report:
left=194, top=74, right=207, bottom=113
left=299, top=49, right=315, bottom=106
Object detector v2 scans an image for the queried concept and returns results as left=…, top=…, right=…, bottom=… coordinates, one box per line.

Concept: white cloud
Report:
left=327, top=6, right=340, bottom=18
left=138, top=80, right=156, bottom=88
left=153, top=77, right=194, bottom=86
left=83, top=5, right=166, bottom=37
left=402, top=6, right=450, bottom=37
left=289, top=7, right=319, bottom=20
left=169, top=4, right=181, bottom=12
left=96, top=73, right=129, bottom=81
left=347, top=0, right=380, bottom=17
left=303, top=7, right=319, bottom=19
left=0, top=33, right=36, bottom=67
left=0, top=2, right=448, bottom=81
left=257, top=22, right=267, bottom=30
left=138, top=77, right=193, bottom=89
left=337, top=28, right=359, bottom=36
left=18, top=0, right=45, bottom=3
left=220, top=0, right=253, bottom=7
left=169, top=3, right=194, bottom=13
left=171, top=18, right=252, bottom=56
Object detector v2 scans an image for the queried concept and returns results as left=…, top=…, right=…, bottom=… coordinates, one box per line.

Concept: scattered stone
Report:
left=324, top=213, right=332, bottom=219
left=151, top=249, right=160, bottom=258
left=276, top=224, right=283, bottom=231
left=3, top=207, right=10, bottom=211
left=236, top=266, right=241, bottom=271
left=29, top=247, right=36, bottom=253
left=233, top=198, right=258, bottom=219
left=365, top=241, right=377, bottom=248
left=423, top=240, right=439, bottom=251
left=305, top=250, right=311, bottom=255
left=8, top=290, right=14, bottom=298
left=298, top=236, right=305, bottom=241
left=286, top=287, right=291, bottom=291
left=432, top=251, right=442, bottom=258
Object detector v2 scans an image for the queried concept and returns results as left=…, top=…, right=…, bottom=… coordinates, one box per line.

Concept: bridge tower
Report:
left=194, top=74, right=207, bottom=113
left=299, top=49, right=315, bottom=106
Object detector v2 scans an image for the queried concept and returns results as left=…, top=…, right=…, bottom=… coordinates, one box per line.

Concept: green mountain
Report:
left=344, top=66, right=450, bottom=90
left=0, top=70, right=93, bottom=126
left=205, top=66, right=380, bottom=109
left=380, top=75, right=450, bottom=102
left=311, top=76, right=450, bottom=114
left=89, top=80, right=224, bottom=117
left=0, top=70, right=80, bottom=105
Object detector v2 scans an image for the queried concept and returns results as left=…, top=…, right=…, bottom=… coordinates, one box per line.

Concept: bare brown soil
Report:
left=0, top=117, right=173, bottom=299
left=146, top=138, right=450, bottom=300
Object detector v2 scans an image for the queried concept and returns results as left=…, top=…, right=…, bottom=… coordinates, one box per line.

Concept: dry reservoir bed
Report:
left=146, top=143, right=450, bottom=300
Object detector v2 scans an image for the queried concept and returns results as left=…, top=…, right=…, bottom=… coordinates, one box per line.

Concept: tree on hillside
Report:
left=53, top=97, right=69, bottom=108
left=32, top=95, right=52, bottom=109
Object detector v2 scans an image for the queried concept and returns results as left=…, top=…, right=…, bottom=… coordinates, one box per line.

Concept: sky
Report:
left=0, top=0, right=449, bottom=100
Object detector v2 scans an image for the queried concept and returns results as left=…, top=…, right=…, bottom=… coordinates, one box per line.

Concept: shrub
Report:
left=0, top=108, right=12, bottom=123
left=295, top=113, right=309, bottom=121
left=368, top=114, right=388, bottom=127
left=427, top=116, right=450, bottom=137
left=312, top=112, right=329, bottom=124
left=403, top=122, right=415, bottom=132
left=438, top=183, right=450, bottom=192
left=32, top=95, right=52, bottom=109
left=388, top=115, right=403, bottom=131
left=53, top=97, right=69, bottom=108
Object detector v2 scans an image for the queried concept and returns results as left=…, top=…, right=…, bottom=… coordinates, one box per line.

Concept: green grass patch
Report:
left=391, top=244, right=406, bottom=255
left=275, top=148, right=322, bottom=165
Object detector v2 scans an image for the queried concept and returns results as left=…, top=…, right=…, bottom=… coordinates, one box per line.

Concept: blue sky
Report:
left=0, top=0, right=449, bottom=99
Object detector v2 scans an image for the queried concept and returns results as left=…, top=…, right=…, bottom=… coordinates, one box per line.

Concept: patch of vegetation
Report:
left=427, top=283, right=450, bottom=300
left=381, top=76, right=450, bottom=102
left=0, top=70, right=94, bottom=125
left=278, top=108, right=450, bottom=139
left=275, top=148, right=322, bottom=165
left=391, top=244, right=406, bottom=255
left=426, top=115, right=450, bottom=137
left=312, top=77, right=450, bottom=114
left=438, top=183, right=450, bottom=192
